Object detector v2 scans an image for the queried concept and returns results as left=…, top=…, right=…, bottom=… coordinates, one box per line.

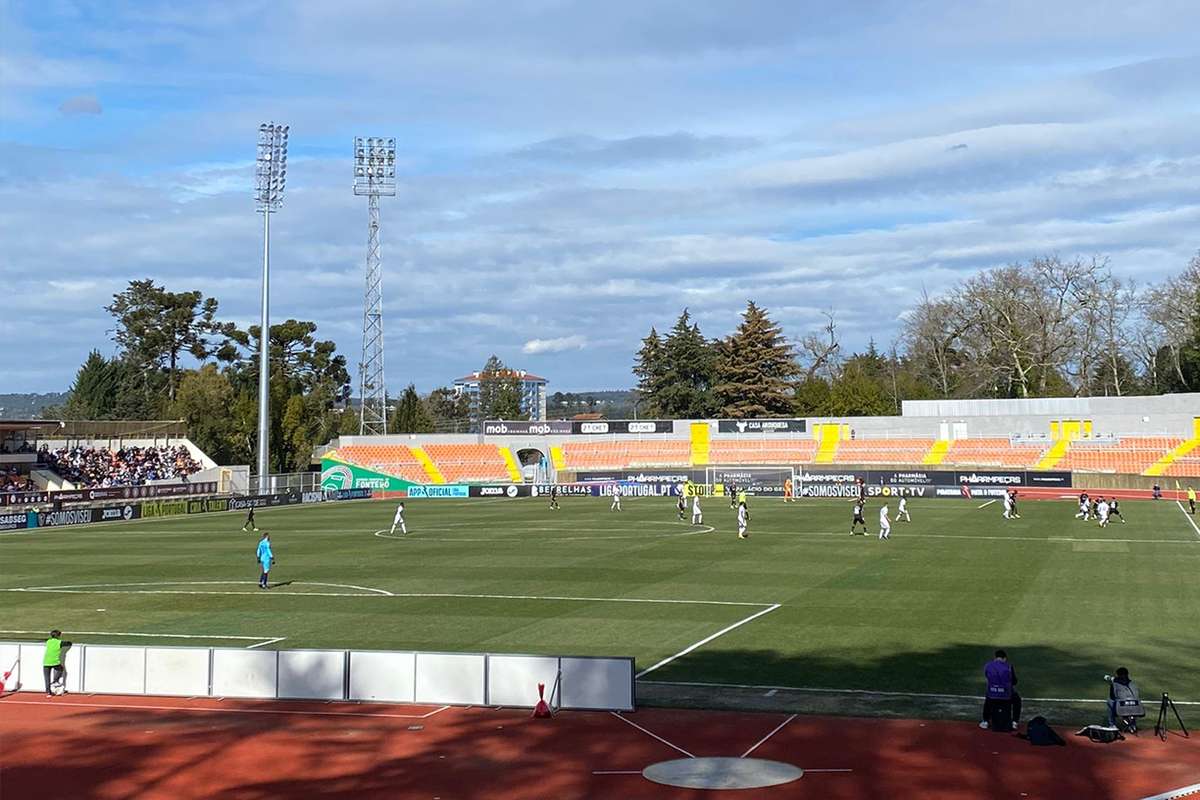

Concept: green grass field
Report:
left=4, top=495, right=1199, bottom=716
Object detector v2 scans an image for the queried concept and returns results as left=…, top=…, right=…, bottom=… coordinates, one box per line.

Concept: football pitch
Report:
left=3, top=495, right=1199, bottom=715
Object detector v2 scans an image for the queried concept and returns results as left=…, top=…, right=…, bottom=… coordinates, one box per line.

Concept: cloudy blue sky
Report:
left=3, top=1, right=1199, bottom=394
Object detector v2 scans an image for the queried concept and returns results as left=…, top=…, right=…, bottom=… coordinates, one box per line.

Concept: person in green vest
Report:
left=43, top=630, right=72, bottom=696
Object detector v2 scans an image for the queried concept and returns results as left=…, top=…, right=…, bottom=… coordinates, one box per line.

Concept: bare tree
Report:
left=798, top=310, right=841, bottom=383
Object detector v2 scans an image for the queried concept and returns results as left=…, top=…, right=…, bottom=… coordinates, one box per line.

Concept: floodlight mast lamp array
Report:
left=353, top=137, right=396, bottom=435
left=254, top=122, right=289, bottom=482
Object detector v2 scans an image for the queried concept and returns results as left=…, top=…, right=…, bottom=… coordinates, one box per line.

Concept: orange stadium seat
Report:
left=1058, top=436, right=1183, bottom=475
left=562, top=441, right=691, bottom=470
left=336, top=444, right=427, bottom=482
left=942, top=438, right=1046, bottom=467
left=422, top=444, right=511, bottom=482
left=708, top=439, right=817, bottom=465
left=832, top=439, right=935, bottom=464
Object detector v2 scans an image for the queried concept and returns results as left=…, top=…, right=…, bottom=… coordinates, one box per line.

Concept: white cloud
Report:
left=522, top=335, right=588, bottom=354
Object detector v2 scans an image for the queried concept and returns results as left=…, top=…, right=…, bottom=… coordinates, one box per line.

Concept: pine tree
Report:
left=63, top=351, right=121, bottom=419
left=477, top=355, right=525, bottom=420
left=390, top=384, right=435, bottom=433
left=656, top=310, right=719, bottom=418
left=632, top=327, right=667, bottom=416
left=714, top=301, right=798, bottom=417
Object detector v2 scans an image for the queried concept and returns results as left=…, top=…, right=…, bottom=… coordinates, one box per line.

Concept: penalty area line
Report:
left=635, top=603, right=781, bottom=679
left=977, top=499, right=997, bottom=509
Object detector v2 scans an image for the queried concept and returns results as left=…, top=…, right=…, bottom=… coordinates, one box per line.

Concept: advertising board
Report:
left=468, top=485, right=526, bottom=498
left=320, top=459, right=417, bottom=492
left=716, top=419, right=807, bottom=434
left=482, top=421, right=573, bottom=435
left=406, top=485, right=469, bottom=499
left=571, top=420, right=674, bottom=435
left=0, top=510, right=32, bottom=530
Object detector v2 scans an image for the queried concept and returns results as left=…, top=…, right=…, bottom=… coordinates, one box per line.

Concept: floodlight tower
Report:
left=353, top=136, right=396, bottom=435
left=254, top=122, right=289, bottom=482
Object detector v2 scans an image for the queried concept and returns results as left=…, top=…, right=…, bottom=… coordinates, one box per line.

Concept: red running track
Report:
left=1, top=694, right=1198, bottom=799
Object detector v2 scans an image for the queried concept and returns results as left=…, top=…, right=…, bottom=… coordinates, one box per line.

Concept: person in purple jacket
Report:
left=980, top=649, right=1021, bottom=730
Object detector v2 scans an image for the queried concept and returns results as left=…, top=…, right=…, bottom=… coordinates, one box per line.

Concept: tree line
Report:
left=633, top=253, right=1200, bottom=418
left=45, top=280, right=529, bottom=471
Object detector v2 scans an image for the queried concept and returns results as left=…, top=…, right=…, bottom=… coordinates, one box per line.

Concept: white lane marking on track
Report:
left=0, top=699, right=452, bottom=720
left=635, top=603, right=781, bottom=678
left=740, top=713, right=797, bottom=758
left=0, top=583, right=766, bottom=607
left=609, top=712, right=695, bottom=758
left=977, top=500, right=997, bottom=509
left=592, top=770, right=642, bottom=775
left=1176, top=500, right=1200, bottom=539
left=637, top=679, right=1200, bottom=705
left=245, top=637, right=287, bottom=649
left=1138, top=782, right=1200, bottom=800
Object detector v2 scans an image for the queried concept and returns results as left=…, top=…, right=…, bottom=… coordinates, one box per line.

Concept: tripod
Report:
left=1154, top=693, right=1189, bottom=741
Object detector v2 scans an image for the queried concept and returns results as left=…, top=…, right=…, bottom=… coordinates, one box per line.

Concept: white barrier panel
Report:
left=211, top=649, right=276, bottom=698
left=146, top=647, right=210, bottom=696
left=0, top=643, right=23, bottom=691
left=561, top=657, right=634, bottom=711
left=487, top=655, right=559, bottom=708
left=83, top=646, right=146, bottom=695
left=18, top=642, right=82, bottom=694
left=349, top=651, right=415, bottom=703
left=278, top=650, right=344, bottom=700
left=415, top=652, right=485, bottom=705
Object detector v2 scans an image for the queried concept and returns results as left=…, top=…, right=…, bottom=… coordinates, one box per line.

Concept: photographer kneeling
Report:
left=1106, top=667, right=1144, bottom=732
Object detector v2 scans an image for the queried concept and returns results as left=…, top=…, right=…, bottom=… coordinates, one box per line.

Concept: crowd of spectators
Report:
left=1, top=467, right=34, bottom=494
left=0, top=439, right=36, bottom=454
left=41, top=445, right=201, bottom=487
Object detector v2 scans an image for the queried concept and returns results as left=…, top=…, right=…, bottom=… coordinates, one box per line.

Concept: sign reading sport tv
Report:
left=717, top=419, right=807, bottom=434
left=482, top=420, right=573, bottom=435
left=797, top=468, right=1073, bottom=499
left=571, top=420, right=674, bottom=435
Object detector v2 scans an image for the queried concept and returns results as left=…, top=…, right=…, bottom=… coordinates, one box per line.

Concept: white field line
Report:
left=636, top=603, right=781, bottom=678
left=609, top=712, right=695, bottom=758
left=805, top=769, right=855, bottom=773
left=245, top=637, right=287, bottom=649
left=373, top=523, right=716, bottom=543
left=977, top=500, right=997, bottom=509
left=1139, top=782, right=1200, bottom=800
left=1, top=582, right=766, bottom=608
left=737, top=530, right=1197, bottom=545
left=638, top=679, right=1200, bottom=706
left=1, top=698, right=451, bottom=720
left=0, top=629, right=267, bottom=641
left=740, top=713, right=797, bottom=758
left=1176, top=500, right=1200, bottom=539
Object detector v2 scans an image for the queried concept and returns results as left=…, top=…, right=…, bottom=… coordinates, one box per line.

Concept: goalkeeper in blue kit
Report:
left=256, top=532, right=275, bottom=589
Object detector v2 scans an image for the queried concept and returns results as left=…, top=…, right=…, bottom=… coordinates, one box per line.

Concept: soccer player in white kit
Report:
left=1003, top=492, right=1014, bottom=519
left=1096, top=498, right=1110, bottom=527
left=897, top=496, right=911, bottom=523
left=691, top=494, right=703, bottom=525
left=610, top=483, right=622, bottom=511
left=878, top=503, right=891, bottom=540
left=736, top=502, right=749, bottom=539
left=390, top=502, right=407, bottom=535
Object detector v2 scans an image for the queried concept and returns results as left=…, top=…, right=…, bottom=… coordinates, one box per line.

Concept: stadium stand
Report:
left=421, top=444, right=512, bottom=482
left=41, top=445, right=201, bottom=487
left=561, top=441, right=691, bottom=470
left=335, top=444, right=428, bottom=482
left=832, top=438, right=936, bottom=465
left=1057, top=436, right=1183, bottom=475
left=708, top=439, right=817, bottom=464
left=940, top=438, right=1047, bottom=468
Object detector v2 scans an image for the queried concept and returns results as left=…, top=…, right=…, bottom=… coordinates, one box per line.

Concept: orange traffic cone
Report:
left=532, top=682, right=552, bottom=718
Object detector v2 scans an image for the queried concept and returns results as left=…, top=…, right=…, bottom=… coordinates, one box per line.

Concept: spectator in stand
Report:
left=42, top=445, right=200, bottom=488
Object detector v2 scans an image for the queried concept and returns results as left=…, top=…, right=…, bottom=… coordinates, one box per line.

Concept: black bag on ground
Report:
left=1023, top=716, right=1066, bottom=746
left=1075, top=725, right=1124, bottom=743
left=988, top=700, right=1013, bottom=732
